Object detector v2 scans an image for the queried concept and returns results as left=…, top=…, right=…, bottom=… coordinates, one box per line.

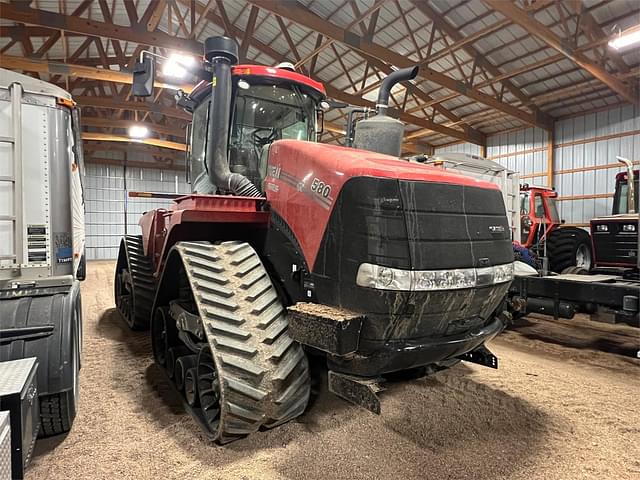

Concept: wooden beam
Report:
left=177, top=0, right=475, bottom=144
left=86, top=156, right=185, bottom=171
left=239, top=6, right=259, bottom=61
left=566, top=0, right=629, bottom=75
left=82, top=132, right=186, bottom=151
left=75, top=96, right=191, bottom=121
left=410, top=1, right=553, bottom=126
left=82, top=117, right=186, bottom=138
left=0, top=2, right=201, bottom=55
left=0, top=55, right=192, bottom=91
left=247, top=0, right=553, bottom=130
left=484, top=0, right=637, bottom=105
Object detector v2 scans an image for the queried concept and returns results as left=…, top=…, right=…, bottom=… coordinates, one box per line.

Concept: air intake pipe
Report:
left=353, top=66, right=419, bottom=157
left=204, top=36, right=261, bottom=197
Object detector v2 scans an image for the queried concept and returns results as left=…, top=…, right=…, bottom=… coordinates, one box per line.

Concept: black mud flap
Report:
left=457, top=345, right=498, bottom=369
left=328, top=371, right=384, bottom=414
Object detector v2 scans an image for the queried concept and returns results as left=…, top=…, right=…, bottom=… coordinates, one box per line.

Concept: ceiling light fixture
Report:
left=609, top=24, right=640, bottom=50
left=128, top=125, right=149, bottom=139
left=162, top=53, right=197, bottom=79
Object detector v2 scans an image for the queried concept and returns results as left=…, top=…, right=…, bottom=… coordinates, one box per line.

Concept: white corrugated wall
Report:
left=84, top=163, right=190, bottom=260
left=485, top=105, right=639, bottom=226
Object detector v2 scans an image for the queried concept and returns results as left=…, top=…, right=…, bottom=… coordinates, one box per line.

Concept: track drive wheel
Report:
left=169, top=241, right=311, bottom=443
left=114, top=235, right=155, bottom=330
left=546, top=227, right=592, bottom=273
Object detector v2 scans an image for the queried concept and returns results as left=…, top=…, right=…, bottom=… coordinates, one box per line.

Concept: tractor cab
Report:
left=590, top=162, right=638, bottom=271
left=185, top=65, right=326, bottom=193
left=519, top=184, right=560, bottom=247
left=612, top=169, right=639, bottom=215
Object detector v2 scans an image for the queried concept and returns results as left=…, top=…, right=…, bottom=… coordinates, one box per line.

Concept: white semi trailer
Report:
left=0, top=68, right=85, bottom=436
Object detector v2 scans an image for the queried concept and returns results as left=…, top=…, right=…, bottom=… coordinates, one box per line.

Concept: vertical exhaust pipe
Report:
left=204, top=36, right=261, bottom=197
left=353, top=65, right=420, bottom=157
left=376, top=66, right=419, bottom=116
left=617, top=156, right=636, bottom=214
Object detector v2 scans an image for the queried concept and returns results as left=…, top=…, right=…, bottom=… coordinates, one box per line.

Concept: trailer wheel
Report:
left=39, top=293, right=81, bottom=437
left=546, top=227, right=592, bottom=273
left=160, top=241, right=311, bottom=443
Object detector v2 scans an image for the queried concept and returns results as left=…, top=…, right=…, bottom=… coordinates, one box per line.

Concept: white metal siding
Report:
left=84, top=164, right=189, bottom=260
left=553, top=105, right=638, bottom=225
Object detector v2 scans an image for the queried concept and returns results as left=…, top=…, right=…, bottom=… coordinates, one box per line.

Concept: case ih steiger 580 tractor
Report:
left=114, top=37, right=514, bottom=443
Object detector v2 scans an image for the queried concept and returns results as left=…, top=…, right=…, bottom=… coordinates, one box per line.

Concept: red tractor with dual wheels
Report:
left=114, top=37, right=514, bottom=443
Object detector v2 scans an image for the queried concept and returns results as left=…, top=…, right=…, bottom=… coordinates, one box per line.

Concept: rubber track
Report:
left=121, top=235, right=155, bottom=329
left=172, top=241, right=310, bottom=443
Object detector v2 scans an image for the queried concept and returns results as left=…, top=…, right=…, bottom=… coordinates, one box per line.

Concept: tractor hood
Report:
left=267, top=140, right=501, bottom=190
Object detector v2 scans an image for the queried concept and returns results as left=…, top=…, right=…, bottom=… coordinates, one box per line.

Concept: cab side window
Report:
left=534, top=194, right=545, bottom=218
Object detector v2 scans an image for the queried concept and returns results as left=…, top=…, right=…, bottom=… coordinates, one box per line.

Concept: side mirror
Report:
left=132, top=55, right=155, bottom=97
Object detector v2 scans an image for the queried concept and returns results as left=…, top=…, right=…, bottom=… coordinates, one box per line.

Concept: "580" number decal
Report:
left=310, top=178, right=332, bottom=198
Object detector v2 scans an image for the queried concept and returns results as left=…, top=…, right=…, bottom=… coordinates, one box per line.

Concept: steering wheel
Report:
left=252, top=128, right=277, bottom=147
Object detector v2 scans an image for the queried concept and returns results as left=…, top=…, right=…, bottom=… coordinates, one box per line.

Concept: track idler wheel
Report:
left=175, top=355, right=198, bottom=392
left=197, top=347, right=222, bottom=435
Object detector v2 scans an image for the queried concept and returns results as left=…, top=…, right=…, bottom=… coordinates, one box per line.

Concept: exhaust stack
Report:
left=204, top=37, right=261, bottom=197
left=353, top=66, right=419, bottom=157
left=617, top=156, right=636, bottom=214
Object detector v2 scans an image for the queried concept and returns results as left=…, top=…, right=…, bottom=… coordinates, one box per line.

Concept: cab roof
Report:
left=190, top=64, right=325, bottom=102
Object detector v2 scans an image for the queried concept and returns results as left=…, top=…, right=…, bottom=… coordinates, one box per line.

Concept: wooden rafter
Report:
left=247, top=0, right=553, bottom=130
left=484, top=0, right=637, bottom=105
left=410, top=1, right=554, bottom=127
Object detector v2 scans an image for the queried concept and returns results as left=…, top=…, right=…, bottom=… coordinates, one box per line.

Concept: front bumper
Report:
left=327, top=316, right=505, bottom=376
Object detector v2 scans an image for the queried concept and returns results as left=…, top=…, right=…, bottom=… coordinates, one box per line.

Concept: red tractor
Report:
left=519, top=184, right=592, bottom=272
left=114, top=37, right=513, bottom=443
left=590, top=159, right=638, bottom=273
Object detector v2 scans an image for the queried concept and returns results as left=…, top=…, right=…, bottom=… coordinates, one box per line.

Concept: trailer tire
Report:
left=546, top=227, right=592, bottom=273
left=39, top=292, right=81, bottom=437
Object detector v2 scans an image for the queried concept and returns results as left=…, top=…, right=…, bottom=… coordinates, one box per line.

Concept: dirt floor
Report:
left=29, top=260, right=640, bottom=480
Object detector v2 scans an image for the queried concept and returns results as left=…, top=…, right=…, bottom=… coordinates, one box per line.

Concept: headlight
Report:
left=622, top=224, right=636, bottom=232
left=596, top=224, right=608, bottom=232
left=356, top=262, right=514, bottom=291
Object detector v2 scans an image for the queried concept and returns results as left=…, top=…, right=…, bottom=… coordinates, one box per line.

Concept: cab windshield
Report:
left=546, top=197, right=560, bottom=223
left=231, top=83, right=317, bottom=151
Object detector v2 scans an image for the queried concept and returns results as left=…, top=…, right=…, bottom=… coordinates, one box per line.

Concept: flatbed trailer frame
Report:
left=510, top=273, right=639, bottom=327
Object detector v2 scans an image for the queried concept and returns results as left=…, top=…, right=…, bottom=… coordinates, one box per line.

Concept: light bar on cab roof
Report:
left=356, top=262, right=514, bottom=291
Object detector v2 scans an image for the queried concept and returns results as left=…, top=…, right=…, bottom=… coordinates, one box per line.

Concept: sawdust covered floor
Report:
left=29, top=261, right=640, bottom=480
